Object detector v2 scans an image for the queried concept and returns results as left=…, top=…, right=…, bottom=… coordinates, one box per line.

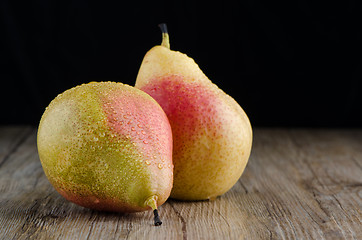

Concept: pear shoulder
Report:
left=136, top=46, right=211, bottom=88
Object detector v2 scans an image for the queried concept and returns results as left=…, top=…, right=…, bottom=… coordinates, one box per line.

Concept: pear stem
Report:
left=145, top=196, right=162, bottom=226
left=158, top=23, right=170, bottom=49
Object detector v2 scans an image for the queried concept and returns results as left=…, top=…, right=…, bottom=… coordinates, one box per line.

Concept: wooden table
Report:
left=0, top=126, right=361, bottom=239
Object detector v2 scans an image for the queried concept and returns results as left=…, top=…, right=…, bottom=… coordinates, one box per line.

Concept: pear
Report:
left=37, top=82, right=173, bottom=225
left=135, top=24, right=252, bottom=201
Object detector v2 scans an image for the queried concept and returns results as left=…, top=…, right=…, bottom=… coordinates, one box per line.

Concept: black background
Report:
left=1, top=1, right=361, bottom=127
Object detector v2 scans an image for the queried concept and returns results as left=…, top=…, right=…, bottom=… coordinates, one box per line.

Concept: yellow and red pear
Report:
left=135, top=24, right=252, bottom=201
left=37, top=81, right=173, bottom=225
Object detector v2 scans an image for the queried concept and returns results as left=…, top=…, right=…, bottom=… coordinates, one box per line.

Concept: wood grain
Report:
left=0, top=126, right=361, bottom=239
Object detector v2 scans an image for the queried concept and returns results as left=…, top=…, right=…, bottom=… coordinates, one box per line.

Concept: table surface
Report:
left=0, top=126, right=361, bottom=240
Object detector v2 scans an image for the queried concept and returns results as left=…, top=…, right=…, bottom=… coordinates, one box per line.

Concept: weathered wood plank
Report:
left=0, top=125, right=33, bottom=168
left=0, top=127, right=361, bottom=239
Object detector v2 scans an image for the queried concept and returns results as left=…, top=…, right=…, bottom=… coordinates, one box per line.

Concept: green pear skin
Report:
left=37, top=82, right=173, bottom=216
left=135, top=25, right=252, bottom=200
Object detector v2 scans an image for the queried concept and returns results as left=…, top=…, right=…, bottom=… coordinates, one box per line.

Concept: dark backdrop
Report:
left=1, top=1, right=361, bottom=127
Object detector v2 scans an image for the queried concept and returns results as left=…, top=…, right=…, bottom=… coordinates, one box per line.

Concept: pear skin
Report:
left=37, top=82, right=173, bottom=225
left=135, top=24, right=252, bottom=201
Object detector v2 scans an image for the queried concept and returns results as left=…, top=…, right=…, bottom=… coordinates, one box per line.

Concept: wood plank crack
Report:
left=125, top=222, right=133, bottom=240
left=85, top=211, right=97, bottom=240
left=169, top=201, right=187, bottom=240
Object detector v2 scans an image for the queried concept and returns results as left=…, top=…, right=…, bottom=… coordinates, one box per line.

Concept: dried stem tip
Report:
left=153, top=209, right=162, bottom=226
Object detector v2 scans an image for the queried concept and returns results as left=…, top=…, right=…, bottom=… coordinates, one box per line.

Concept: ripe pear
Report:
left=37, top=82, right=173, bottom=225
left=135, top=24, right=252, bottom=201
